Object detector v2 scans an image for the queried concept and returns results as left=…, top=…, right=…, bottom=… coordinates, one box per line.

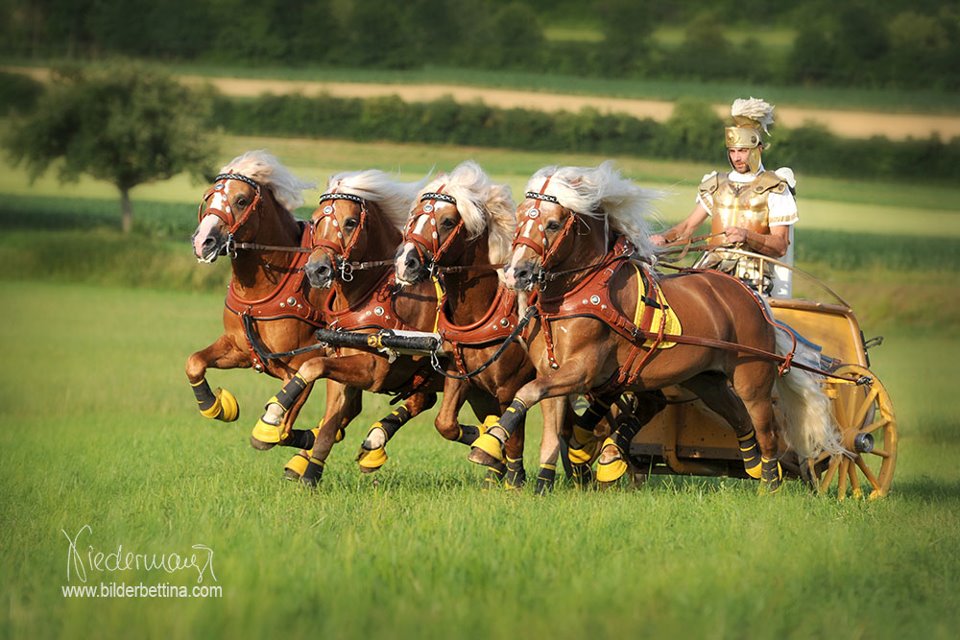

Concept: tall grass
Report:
left=0, top=281, right=958, bottom=639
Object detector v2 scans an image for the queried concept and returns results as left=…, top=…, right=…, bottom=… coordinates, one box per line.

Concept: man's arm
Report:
left=650, top=203, right=710, bottom=246
left=722, top=224, right=790, bottom=257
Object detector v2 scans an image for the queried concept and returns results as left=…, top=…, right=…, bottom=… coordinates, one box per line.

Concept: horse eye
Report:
left=343, top=218, right=359, bottom=231
left=440, top=218, right=456, bottom=230
left=236, top=197, right=248, bottom=208
left=545, top=220, right=562, bottom=231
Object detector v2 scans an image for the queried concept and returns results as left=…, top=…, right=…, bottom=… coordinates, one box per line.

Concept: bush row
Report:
left=211, top=93, right=960, bottom=183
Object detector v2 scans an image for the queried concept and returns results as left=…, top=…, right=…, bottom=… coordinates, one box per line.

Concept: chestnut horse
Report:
left=251, top=169, right=452, bottom=487
left=469, top=163, right=844, bottom=491
left=392, top=160, right=568, bottom=492
left=186, top=151, right=329, bottom=470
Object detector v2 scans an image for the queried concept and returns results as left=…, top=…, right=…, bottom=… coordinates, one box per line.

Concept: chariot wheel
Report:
left=803, top=364, right=898, bottom=500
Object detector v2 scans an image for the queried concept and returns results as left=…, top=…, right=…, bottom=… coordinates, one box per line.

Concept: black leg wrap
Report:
left=571, top=462, right=594, bottom=488
left=377, top=405, right=411, bottom=440
left=738, top=429, right=761, bottom=474
left=456, top=424, right=481, bottom=445
left=483, top=461, right=505, bottom=488
left=276, top=375, right=308, bottom=412
left=192, top=379, right=217, bottom=411
left=575, top=398, right=611, bottom=431
left=612, top=415, right=642, bottom=451
left=498, top=399, right=528, bottom=438
left=761, top=457, right=782, bottom=491
left=535, top=466, right=557, bottom=495
left=284, top=429, right=316, bottom=450
left=504, top=458, right=526, bottom=489
left=300, top=459, right=324, bottom=488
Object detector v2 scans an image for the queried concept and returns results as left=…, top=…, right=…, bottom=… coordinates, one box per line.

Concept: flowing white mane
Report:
left=525, top=161, right=661, bottom=259
left=325, top=169, right=428, bottom=231
left=417, top=160, right=516, bottom=265
left=220, top=150, right=315, bottom=212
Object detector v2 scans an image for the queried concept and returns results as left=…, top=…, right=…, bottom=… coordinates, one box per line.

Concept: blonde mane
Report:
left=416, top=161, right=516, bottom=265
left=325, top=169, right=429, bottom=231
left=525, top=161, right=661, bottom=259
left=220, top=150, right=315, bottom=212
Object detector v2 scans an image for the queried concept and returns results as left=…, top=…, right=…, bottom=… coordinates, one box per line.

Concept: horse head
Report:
left=505, top=162, right=660, bottom=291
left=395, top=160, right=515, bottom=286
left=304, top=170, right=421, bottom=289
left=192, top=150, right=312, bottom=263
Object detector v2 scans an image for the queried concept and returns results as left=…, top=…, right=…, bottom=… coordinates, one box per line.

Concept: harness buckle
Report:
left=339, top=259, right=354, bottom=283
left=225, top=234, right=237, bottom=259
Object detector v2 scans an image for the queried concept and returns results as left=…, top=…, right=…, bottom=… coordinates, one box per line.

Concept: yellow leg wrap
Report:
left=480, top=415, right=500, bottom=434
left=335, top=427, right=345, bottom=443
left=567, top=425, right=600, bottom=465
left=595, top=437, right=628, bottom=484
left=198, top=388, right=240, bottom=422
left=284, top=451, right=310, bottom=478
left=471, top=432, right=505, bottom=462
left=358, top=446, right=388, bottom=471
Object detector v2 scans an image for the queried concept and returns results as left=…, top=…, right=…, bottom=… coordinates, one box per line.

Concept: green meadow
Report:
left=1, top=135, right=959, bottom=639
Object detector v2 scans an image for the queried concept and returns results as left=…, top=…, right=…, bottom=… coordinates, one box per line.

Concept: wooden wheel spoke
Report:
left=819, top=456, right=841, bottom=494
left=848, top=457, right=863, bottom=498
left=869, top=448, right=891, bottom=459
left=855, top=455, right=882, bottom=491
left=862, top=416, right=890, bottom=435
left=837, top=458, right=850, bottom=499
left=850, top=387, right=879, bottom=427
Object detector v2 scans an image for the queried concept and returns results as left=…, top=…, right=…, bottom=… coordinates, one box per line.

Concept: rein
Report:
left=429, top=305, right=539, bottom=380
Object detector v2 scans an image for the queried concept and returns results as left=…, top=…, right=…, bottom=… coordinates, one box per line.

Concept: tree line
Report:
left=4, top=0, right=958, bottom=90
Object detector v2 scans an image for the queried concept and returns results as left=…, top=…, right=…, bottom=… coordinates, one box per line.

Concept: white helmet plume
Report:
left=731, top=97, right=775, bottom=134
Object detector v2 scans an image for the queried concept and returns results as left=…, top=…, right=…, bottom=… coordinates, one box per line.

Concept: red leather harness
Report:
left=437, top=285, right=521, bottom=376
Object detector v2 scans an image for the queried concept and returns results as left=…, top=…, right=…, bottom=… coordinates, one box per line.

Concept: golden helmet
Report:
left=724, top=97, right=775, bottom=173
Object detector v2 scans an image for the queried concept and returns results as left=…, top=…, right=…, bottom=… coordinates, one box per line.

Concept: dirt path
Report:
left=10, top=67, right=959, bottom=141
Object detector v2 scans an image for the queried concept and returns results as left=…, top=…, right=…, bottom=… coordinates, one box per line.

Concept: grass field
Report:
left=1, top=281, right=958, bottom=639
left=2, top=133, right=960, bottom=639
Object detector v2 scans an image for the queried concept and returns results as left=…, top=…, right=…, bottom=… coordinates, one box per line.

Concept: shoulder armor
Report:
left=698, top=171, right=720, bottom=196
left=753, top=171, right=787, bottom=195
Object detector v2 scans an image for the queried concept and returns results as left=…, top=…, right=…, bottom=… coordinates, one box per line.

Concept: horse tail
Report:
left=772, top=328, right=847, bottom=459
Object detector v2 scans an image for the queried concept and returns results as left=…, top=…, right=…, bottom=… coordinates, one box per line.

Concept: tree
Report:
left=3, top=62, right=216, bottom=233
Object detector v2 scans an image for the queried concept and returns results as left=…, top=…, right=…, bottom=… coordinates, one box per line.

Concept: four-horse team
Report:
left=187, top=97, right=897, bottom=498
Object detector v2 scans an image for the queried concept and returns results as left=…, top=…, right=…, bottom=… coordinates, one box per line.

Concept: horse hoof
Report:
left=249, top=436, right=277, bottom=451
left=283, top=452, right=309, bottom=480
left=468, top=433, right=504, bottom=467
left=357, top=446, right=388, bottom=473
left=250, top=418, right=282, bottom=450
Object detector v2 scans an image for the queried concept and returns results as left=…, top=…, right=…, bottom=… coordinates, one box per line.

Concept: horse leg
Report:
left=679, top=372, right=762, bottom=479
left=567, top=394, right=620, bottom=488
left=596, top=391, right=666, bottom=485
left=463, top=391, right=510, bottom=489
left=285, top=381, right=360, bottom=479
left=535, top=396, right=568, bottom=495
left=300, top=383, right=363, bottom=488
left=357, top=391, right=437, bottom=473
left=468, top=367, right=591, bottom=469
left=732, top=363, right=781, bottom=493
left=185, top=335, right=247, bottom=422
left=252, top=354, right=380, bottom=447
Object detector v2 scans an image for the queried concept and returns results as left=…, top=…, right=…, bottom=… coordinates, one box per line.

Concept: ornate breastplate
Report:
left=700, top=172, right=786, bottom=243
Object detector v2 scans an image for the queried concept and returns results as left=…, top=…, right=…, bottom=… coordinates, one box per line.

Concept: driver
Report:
left=650, top=97, right=798, bottom=296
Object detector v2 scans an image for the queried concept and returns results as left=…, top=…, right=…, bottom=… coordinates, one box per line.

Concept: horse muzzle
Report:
left=505, top=260, right=540, bottom=292
left=192, top=224, right=227, bottom=264
left=304, top=254, right=335, bottom=289
left=394, top=243, right=428, bottom=287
